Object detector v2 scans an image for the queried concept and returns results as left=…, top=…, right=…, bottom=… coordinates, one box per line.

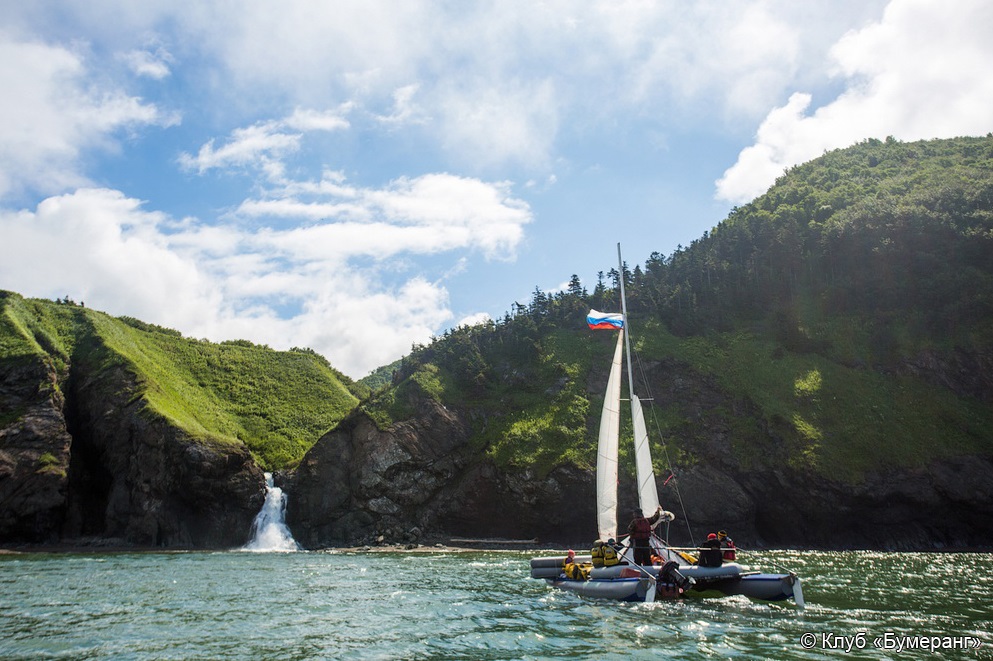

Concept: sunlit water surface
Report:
left=1, top=550, right=990, bottom=659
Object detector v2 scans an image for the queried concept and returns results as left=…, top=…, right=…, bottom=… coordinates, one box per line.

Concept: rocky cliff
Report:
left=286, top=354, right=993, bottom=551
left=0, top=319, right=265, bottom=548
left=0, top=356, right=72, bottom=542
left=286, top=396, right=593, bottom=547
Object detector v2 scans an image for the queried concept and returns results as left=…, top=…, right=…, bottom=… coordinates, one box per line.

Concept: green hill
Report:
left=361, top=136, right=993, bottom=484
left=0, top=292, right=364, bottom=469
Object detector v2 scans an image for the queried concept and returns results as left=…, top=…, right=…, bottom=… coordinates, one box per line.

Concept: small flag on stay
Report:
left=587, top=309, right=624, bottom=330
left=663, top=472, right=675, bottom=486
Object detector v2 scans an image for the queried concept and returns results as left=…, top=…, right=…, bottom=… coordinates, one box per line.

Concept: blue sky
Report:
left=1, top=0, right=991, bottom=378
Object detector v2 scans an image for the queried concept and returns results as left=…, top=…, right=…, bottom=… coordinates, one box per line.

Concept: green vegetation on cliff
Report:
left=4, top=136, right=992, bottom=482
left=0, top=292, right=363, bottom=469
left=363, top=136, right=993, bottom=483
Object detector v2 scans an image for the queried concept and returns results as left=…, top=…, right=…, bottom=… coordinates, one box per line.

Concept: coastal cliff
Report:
left=286, top=397, right=593, bottom=548
left=4, top=136, right=993, bottom=551
left=0, top=300, right=266, bottom=547
left=285, top=349, right=993, bottom=550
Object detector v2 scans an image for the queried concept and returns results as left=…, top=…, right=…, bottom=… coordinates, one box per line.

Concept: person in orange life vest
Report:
left=627, top=506, right=664, bottom=565
left=718, top=530, right=736, bottom=561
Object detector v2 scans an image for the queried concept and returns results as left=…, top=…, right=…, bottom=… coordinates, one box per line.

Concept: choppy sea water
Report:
left=1, top=550, right=990, bottom=659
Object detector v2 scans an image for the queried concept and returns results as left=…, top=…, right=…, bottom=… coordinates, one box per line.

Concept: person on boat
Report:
left=602, top=538, right=622, bottom=566
left=627, top=506, right=665, bottom=565
left=562, top=549, right=591, bottom=580
left=718, top=530, right=737, bottom=561
left=698, top=533, right=724, bottom=567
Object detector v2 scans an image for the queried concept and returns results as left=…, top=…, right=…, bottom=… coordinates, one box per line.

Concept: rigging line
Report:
left=632, top=346, right=696, bottom=545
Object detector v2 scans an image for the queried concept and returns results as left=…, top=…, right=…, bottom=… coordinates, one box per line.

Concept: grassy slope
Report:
left=0, top=293, right=361, bottom=470
left=639, top=322, right=992, bottom=482
left=361, top=328, right=600, bottom=478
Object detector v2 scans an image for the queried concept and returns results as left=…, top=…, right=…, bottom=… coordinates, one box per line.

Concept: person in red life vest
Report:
left=627, top=506, right=665, bottom=565
left=718, top=530, right=736, bottom=561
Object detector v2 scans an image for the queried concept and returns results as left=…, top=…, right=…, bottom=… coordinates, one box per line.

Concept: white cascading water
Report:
left=243, top=473, right=300, bottom=552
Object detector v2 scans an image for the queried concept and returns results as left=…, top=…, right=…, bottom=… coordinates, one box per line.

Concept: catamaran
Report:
left=530, top=244, right=804, bottom=607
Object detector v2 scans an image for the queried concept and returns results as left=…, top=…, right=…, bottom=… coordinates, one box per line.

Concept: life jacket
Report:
left=602, top=545, right=621, bottom=567
left=591, top=541, right=606, bottom=568
left=564, top=562, right=590, bottom=580
left=630, top=517, right=652, bottom=541
left=721, top=540, right=737, bottom=561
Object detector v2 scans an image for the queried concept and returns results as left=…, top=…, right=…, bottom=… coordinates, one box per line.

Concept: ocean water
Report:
left=1, top=549, right=990, bottom=659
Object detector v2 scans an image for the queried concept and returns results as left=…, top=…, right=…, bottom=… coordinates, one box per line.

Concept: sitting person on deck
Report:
left=562, top=549, right=591, bottom=580
left=718, top=530, right=737, bottom=561
left=698, top=533, right=724, bottom=568
left=603, top=538, right=622, bottom=566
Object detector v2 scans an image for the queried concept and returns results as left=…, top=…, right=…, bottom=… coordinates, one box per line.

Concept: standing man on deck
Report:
left=627, top=506, right=665, bottom=565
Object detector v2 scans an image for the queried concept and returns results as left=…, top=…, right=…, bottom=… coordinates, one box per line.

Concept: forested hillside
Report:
left=364, top=136, right=993, bottom=485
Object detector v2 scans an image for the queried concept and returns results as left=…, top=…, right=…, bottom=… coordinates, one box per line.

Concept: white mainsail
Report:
left=615, top=243, right=660, bottom=518
left=596, top=330, right=624, bottom=540
left=593, top=244, right=662, bottom=540
left=631, top=395, right=660, bottom=515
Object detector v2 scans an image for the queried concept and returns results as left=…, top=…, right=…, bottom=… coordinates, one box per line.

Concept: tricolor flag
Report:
left=587, top=309, right=624, bottom=330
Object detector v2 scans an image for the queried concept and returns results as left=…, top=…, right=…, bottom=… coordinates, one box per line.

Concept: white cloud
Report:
left=0, top=173, right=531, bottom=376
left=0, top=189, right=217, bottom=325
left=240, top=172, right=532, bottom=260
left=456, top=311, right=492, bottom=328
left=0, top=34, right=175, bottom=200
left=284, top=106, right=352, bottom=132
left=376, top=85, right=425, bottom=126
left=1, top=0, right=891, bottom=174
left=120, top=47, right=173, bottom=79
left=435, top=79, right=559, bottom=170
left=178, top=108, right=350, bottom=175
left=717, top=0, right=993, bottom=204
left=178, top=124, right=301, bottom=175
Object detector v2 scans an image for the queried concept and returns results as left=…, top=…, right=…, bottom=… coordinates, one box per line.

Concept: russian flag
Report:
left=587, top=309, right=624, bottom=330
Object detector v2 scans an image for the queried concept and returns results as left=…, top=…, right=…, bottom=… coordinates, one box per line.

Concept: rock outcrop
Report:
left=287, top=397, right=595, bottom=547
left=0, top=356, right=72, bottom=542
left=0, top=341, right=265, bottom=549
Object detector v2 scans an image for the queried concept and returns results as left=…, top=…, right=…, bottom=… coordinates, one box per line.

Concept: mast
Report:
left=617, top=243, right=636, bottom=400
left=618, top=243, right=661, bottom=515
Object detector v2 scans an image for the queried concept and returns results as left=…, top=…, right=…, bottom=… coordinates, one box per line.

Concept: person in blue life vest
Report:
left=627, top=506, right=665, bottom=565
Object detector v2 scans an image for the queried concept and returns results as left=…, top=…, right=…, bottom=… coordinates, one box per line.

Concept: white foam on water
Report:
left=243, top=473, right=300, bottom=552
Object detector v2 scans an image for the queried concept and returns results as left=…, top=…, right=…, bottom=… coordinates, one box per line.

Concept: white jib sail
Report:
left=596, top=330, right=624, bottom=541
left=631, top=395, right=660, bottom=515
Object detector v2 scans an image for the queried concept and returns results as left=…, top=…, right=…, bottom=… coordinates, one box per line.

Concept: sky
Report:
left=1, top=0, right=991, bottom=378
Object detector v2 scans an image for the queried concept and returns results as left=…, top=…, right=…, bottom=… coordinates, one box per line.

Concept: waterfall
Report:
left=243, top=473, right=300, bottom=552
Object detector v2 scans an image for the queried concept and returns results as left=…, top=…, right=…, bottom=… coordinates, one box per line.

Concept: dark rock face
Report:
left=639, top=357, right=993, bottom=550
left=0, top=351, right=265, bottom=549
left=734, top=455, right=993, bottom=550
left=287, top=398, right=596, bottom=548
left=902, top=347, right=993, bottom=404
left=0, top=357, right=72, bottom=542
